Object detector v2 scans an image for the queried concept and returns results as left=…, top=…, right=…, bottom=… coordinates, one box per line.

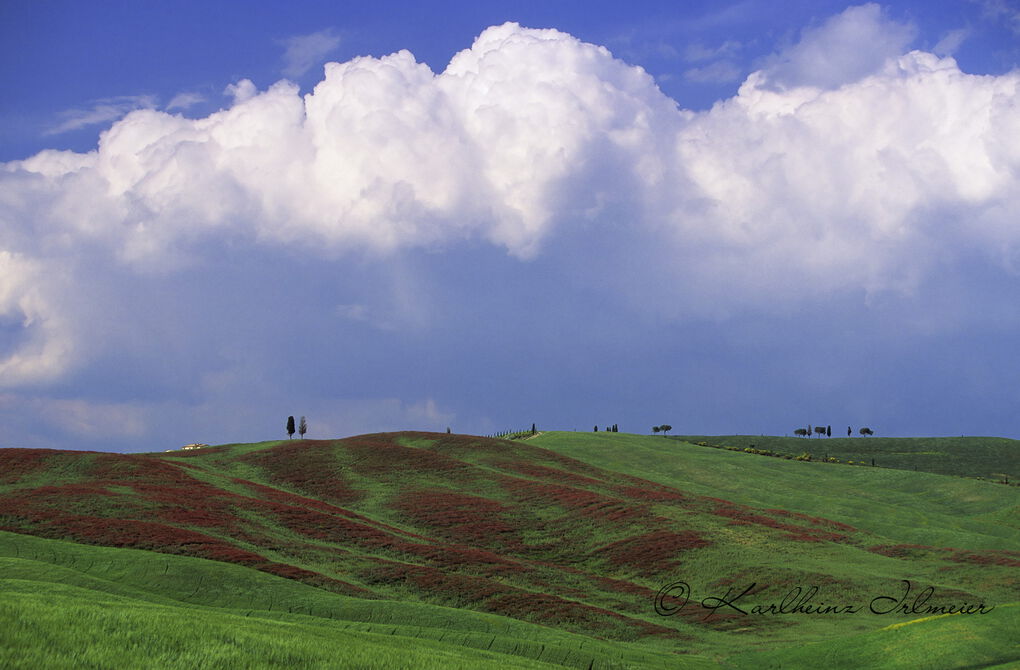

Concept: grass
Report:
left=530, top=432, right=1020, bottom=550
left=0, top=531, right=712, bottom=669
left=675, top=434, right=1020, bottom=481
left=1, top=583, right=567, bottom=670
left=2, top=429, right=1018, bottom=668
left=724, top=603, right=1020, bottom=669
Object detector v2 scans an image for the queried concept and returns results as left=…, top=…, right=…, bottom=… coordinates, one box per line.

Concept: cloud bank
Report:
left=2, top=8, right=1019, bottom=446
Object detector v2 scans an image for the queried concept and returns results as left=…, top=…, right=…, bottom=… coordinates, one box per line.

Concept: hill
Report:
left=674, top=434, right=1019, bottom=481
left=1, top=431, right=1017, bottom=668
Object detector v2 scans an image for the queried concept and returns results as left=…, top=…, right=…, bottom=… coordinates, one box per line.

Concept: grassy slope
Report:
left=725, top=603, right=1020, bottom=670
left=1, top=431, right=1018, bottom=668
left=2, top=584, right=562, bottom=670
left=531, top=432, right=1020, bottom=550
left=1, top=531, right=690, bottom=670
left=530, top=432, right=1020, bottom=667
left=675, top=434, right=1020, bottom=481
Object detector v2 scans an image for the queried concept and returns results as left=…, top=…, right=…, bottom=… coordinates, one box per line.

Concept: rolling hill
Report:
left=675, top=434, right=1020, bottom=481
left=1, top=431, right=1017, bottom=668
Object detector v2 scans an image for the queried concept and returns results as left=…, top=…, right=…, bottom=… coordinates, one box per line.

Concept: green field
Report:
left=0, top=532, right=676, bottom=669
left=0, top=430, right=1017, bottom=668
left=675, top=434, right=1020, bottom=481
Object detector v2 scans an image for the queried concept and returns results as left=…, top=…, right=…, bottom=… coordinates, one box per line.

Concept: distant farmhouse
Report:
left=165, top=443, right=209, bottom=452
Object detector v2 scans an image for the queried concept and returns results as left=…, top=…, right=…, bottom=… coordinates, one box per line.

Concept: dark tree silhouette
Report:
left=286, top=416, right=295, bottom=439
left=848, top=426, right=852, bottom=437
left=660, top=424, right=672, bottom=436
left=794, top=428, right=808, bottom=437
left=859, top=427, right=874, bottom=436
left=826, top=425, right=831, bottom=437
left=652, top=426, right=661, bottom=434
left=594, top=425, right=598, bottom=432
left=814, top=426, right=827, bottom=437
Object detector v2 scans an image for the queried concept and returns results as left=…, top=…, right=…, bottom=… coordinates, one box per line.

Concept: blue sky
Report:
left=2, top=1, right=1020, bottom=451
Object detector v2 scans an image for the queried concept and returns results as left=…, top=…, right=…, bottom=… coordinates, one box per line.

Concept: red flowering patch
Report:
left=488, top=591, right=649, bottom=631
left=257, top=562, right=376, bottom=598
left=89, top=455, right=252, bottom=532
left=236, top=479, right=426, bottom=539
left=493, top=461, right=609, bottom=488
left=597, top=530, right=711, bottom=575
left=396, top=431, right=493, bottom=453
left=780, top=530, right=849, bottom=543
left=342, top=435, right=472, bottom=477
left=490, top=591, right=678, bottom=637
left=419, top=432, right=609, bottom=477
left=531, top=562, right=655, bottom=600
left=8, top=483, right=116, bottom=502
left=520, top=448, right=610, bottom=479
left=362, top=558, right=675, bottom=638
left=0, top=449, right=55, bottom=485
left=0, top=483, right=154, bottom=521
left=391, top=489, right=525, bottom=551
left=136, top=483, right=242, bottom=530
left=89, top=453, right=181, bottom=481
left=765, top=509, right=858, bottom=532
left=500, top=477, right=647, bottom=523
left=949, top=550, right=1020, bottom=567
left=265, top=501, right=402, bottom=547
left=256, top=492, right=525, bottom=575
left=713, top=504, right=849, bottom=543
left=612, top=483, right=688, bottom=503
left=241, top=441, right=363, bottom=505
left=713, top=505, right=785, bottom=528
left=364, top=559, right=509, bottom=602
left=592, top=574, right=656, bottom=598
left=413, top=544, right=526, bottom=575
left=77, top=455, right=241, bottom=529
left=238, top=479, right=345, bottom=511
left=866, top=544, right=945, bottom=559
left=0, top=507, right=262, bottom=561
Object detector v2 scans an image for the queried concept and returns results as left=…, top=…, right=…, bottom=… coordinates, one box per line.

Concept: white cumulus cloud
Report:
left=0, top=251, right=74, bottom=385
left=671, top=49, right=1020, bottom=306
left=0, top=17, right=1018, bottom=392
left=759, top=3, right=917, bottom=89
